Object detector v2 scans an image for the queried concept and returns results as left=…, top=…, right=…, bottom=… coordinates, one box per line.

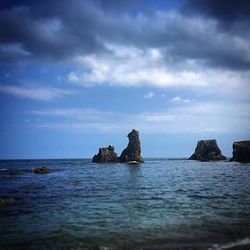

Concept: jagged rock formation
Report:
left=119, top=129, right=144, bottom=163
left=230, top=140, right=250, bottom=163
left=92, top=130, right=144, bottom=163
left=92, top=145, right=119, bottom=163
left=189, top=139, right=226, bottom=161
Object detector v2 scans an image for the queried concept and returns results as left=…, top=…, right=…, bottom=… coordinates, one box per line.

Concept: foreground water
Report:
left=0, top=159, right=250, bottom=249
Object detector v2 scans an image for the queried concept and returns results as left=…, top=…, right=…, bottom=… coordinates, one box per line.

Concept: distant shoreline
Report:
left=0, top=157, right=232, bottom=161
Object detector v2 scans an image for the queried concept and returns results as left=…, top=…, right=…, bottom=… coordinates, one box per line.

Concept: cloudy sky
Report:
left=0, top=0, right=249, bottom=159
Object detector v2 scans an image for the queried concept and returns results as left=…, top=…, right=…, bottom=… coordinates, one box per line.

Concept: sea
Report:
left=0, top=158, right=250, bottom=250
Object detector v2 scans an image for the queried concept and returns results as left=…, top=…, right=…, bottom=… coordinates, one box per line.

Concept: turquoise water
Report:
left=0, top=159, right=250, bottom=249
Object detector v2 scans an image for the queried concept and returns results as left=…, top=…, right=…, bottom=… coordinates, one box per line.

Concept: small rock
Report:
left=31, top=166, right=49, bottom=174
left=0, top=198, right=15, bottom=207
left=189, top=139, right=226, bottom=161
left=230, top=140, right=250, bottom=163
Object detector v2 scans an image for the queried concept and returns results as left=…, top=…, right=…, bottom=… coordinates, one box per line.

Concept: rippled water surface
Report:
left=0, top=159, right=250, bottom=249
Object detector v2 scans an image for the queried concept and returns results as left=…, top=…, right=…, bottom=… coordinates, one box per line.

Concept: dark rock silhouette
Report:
left=92, top=145, right=119, bottom=163
left=31, top=166, right=49, bottom=174
left=119, top=129, right=144, bottom=163
left=189, top=139, right=226, bottom=161
left=230, top=140, right=250, bottom=163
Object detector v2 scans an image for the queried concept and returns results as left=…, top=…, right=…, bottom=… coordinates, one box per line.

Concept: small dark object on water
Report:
left=0, top=198, right=15, bottom=207
left=31, top=166, right=49, bottom=174
left=9, top=169, right=23, bottom=175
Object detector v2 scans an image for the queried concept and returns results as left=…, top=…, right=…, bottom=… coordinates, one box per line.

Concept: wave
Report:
left=167, top=157, right=188, bottom=161
left=188, top=194, right=224, bottom=199
left=129, top=196, right=165, bottom=201
left=209, top=237, right=250, bottom=250
left=0, top=168, right=8, bottom=171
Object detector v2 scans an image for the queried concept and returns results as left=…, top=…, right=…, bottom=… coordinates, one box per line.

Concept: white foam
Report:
left=209, top=237, right=250, bottom=250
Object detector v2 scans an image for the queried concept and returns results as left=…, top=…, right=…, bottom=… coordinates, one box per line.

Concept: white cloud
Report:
left=144, top=91, right=155, bottom=99
left=68, top=43, right=250, bottom=100
left=171, top=96, right=191, bottom=103
left=68, top=45, right=209, bottom=88
left=29, top=101, right=250, bottom=135
left=150, top=48, right=162, bottom=61
left=30, top=108, right=113, bottom=121
left=0, top=85, right=77, bottom=101
left=63, top=11, right=250, bottom=96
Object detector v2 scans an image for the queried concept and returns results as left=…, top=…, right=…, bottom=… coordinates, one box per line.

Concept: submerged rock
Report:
left=31, top=166, right=49, bottom=174
left=189, top=139, right=226, bottom=161
left=230, top=140, right=250, bottom=163
left=0, top=198, right=15, bottom=207
left=92, top=145, right=119, bottom=163
left=9, top=169, right=23, bottom=175
left=119, top=129, right=144, bottom=163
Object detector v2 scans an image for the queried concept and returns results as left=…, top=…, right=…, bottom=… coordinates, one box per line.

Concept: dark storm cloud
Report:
left=183, top=0, right=250, bottom=39
left=0, top=0, right=250, bottom=71
left=183, top=0, right=250, bottom=23
left=0, top=0, right=109, bottom=61
left=181, top=0, right=250, bottom=70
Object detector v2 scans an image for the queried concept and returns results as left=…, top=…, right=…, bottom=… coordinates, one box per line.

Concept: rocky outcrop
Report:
left=230, top=140, right=250, bottom=163
left=31, top=167, right=49, bottom=174
left=92, top=129, right=144, bottom=163
left=119, top=129, right=144, bottom=163
left=92, top=145, right=119, bottom=163
left=189, top=139, right=226, bottom=161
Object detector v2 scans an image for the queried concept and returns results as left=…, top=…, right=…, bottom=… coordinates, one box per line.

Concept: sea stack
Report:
left=92, top=145, right=119, bottom=163
left=119, top=129, right=144, bottom=163
left=189, top=139, right=226, bottom=161
left=230, top=140, right=250, bottom=163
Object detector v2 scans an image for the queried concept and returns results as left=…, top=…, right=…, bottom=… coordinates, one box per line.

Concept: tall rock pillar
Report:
left=119, top=129, right=144, bottom=163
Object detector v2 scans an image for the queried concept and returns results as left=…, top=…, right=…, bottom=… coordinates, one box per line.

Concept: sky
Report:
left=0, top=0, right=250, bottom=159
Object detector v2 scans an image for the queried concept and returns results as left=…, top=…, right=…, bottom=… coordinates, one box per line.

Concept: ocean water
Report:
left=0, top=159, right=250, bottom=250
